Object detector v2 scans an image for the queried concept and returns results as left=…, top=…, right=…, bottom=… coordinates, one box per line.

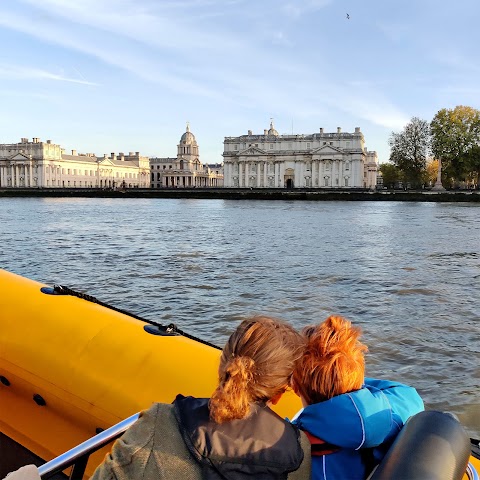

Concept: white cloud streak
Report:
left=0, top=64, right=98, bottom=85
left=0, top=0, right=409, bottom=131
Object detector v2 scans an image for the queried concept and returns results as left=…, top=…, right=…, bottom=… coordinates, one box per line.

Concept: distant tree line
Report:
left=381, top=105, right=480, bottom=189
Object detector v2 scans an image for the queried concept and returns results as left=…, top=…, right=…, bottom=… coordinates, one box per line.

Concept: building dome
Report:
left=180, top=123, right=197, bottom=145
left=268, top=120, right=279, bottom=136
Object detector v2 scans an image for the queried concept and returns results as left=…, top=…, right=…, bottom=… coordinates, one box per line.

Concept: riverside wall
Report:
left=1, top=188, right=480, bottom=202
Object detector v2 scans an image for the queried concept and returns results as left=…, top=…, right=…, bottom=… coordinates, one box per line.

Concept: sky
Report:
left=1, top=0, right=480, bottom=164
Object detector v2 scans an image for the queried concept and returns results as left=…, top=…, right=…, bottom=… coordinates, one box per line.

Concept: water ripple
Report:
left=0, top=198, right=479, bottom=437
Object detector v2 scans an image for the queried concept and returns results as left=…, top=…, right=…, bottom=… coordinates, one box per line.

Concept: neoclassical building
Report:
left=0, top=138, right=150, bottom=188
left=150, top=124, right=223, bottom=188
left=223, top=123, right=378, bottom=189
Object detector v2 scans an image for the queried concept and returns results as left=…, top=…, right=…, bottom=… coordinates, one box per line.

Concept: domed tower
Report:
left=177, top=122, right=199, bottom=163
left=268, top=120, right=279, bottom=136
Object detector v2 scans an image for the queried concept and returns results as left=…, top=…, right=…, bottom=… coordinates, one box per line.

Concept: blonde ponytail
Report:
left=209, top=356, right=255, bottom=423
left=209, top=316, right=303, bottom=424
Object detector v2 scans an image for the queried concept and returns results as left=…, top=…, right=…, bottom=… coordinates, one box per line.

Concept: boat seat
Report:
left=369, top=410, right=471, bottom=480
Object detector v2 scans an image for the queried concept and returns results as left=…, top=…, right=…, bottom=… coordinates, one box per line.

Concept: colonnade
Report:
left=163, top=175, right=220, bottom=188
left=0, top=163, right=37, bottom=187
left=224, top=158, right=363, bottom=188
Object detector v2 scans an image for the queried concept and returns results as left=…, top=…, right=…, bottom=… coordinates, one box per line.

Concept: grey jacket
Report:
left=92, top=403, right=311, bottom=480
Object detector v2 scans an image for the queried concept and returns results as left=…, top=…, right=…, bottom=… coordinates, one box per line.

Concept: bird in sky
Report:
left=346, top=13, right=350, bottom=19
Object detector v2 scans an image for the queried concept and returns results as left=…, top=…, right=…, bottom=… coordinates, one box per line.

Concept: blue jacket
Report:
left=292, top=378, right=424, bottom=480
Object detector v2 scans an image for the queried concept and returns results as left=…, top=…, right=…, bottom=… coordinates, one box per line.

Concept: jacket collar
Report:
left=173, top=395, right=304, bottom=480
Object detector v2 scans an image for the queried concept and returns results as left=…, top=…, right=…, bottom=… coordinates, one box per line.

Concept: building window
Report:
left=345, top=163, right=350, bottom=171
left=67, top=169, right=71, bottom=175
left=163, top=165, right=166, bottom=170
left=306, top=143, right=310, bottom=149
left=269, top=144, right=273, bottom=149
left=330, top=142, right=333, bottom=145
left=324, top=177, right=329, bottom=186
left=346, top=141, right=350, bottom=147
left=345, top=178, right=349, bottom=186
left=234, top=145, right=238, bottom=150
left=289, top=143, right=292, bottom=149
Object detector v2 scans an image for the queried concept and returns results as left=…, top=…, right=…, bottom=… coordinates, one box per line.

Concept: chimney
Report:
left=355, top=127, right=361, bottom=133
left=248, top=130, right=253, bottom=135
left=129, top=152, right=134, bottom=156
left=111, top=152, right=115, bottom=159
left=264, top=129, right=268, bottom=135
left=337, top=127, right=341, bottom=133
left=104, top=154, right=108, bottom=159
left=135, top=151, right=139, bottom=156
left=71, top=149, right=77, bottom=156
left=120, top=152, right=125, bottom=161
left=46, top=140, right=51, bottom=144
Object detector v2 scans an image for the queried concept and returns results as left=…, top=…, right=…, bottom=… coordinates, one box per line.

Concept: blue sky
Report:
left=1, top=0, right=479, bottom=164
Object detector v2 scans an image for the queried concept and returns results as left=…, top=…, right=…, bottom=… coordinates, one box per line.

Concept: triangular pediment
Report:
left=97, top=158, right=116, bottom=166
left=8, top=153, right=30, bottom=161
left=311, top=144, right=345, bottom=155
left=239, top=146, right=266, bottom=156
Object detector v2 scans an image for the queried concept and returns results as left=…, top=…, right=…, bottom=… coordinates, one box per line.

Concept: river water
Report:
left=1, top=198, right=479, bottom=437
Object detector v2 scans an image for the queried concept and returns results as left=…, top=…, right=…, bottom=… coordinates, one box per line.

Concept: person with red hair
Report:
left=291, top=316, right=424, bottom=480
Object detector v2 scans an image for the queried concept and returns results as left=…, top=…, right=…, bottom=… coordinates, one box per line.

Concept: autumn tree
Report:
left=430, top=105, right=480, bottom=184
left=388, top=117, right=430, bottom=188
left=423, top=158, right=439, bottom=187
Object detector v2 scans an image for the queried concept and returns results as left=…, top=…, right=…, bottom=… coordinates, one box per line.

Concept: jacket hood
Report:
left=294, top=380, right=410, bottom=449
left=173, top=395, right=304, bottom=480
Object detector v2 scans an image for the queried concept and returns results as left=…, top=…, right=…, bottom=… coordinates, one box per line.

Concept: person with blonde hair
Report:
left=91, top=316, right=311, bottom=480
left=291, top=316, right=424, bottom=480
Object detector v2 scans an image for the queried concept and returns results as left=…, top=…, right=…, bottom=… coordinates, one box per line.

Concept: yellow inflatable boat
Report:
left=0, top=269, right=479, bottom=479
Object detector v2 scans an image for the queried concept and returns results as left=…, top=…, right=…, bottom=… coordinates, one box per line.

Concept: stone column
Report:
left=432, top=158, right=445, bottom=191
left=274, top=162, right=279, bottom=187
left=224, top=162, right=229, bottom=187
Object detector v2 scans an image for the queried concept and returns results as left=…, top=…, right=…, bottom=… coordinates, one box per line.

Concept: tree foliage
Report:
left=430, top=105, right=480, bottom=183
left=388, top=117, right=430, bottom=187
left=379, top=163, right=400, bottom=188
left=423, top=159, right=439, bottom=186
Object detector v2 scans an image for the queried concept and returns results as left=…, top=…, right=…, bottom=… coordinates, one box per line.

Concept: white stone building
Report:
left=0, top=137, right=150, bottom=189
left=222, top=123, right=378, bottom=189
left=150, top=124, right=223, bottom=188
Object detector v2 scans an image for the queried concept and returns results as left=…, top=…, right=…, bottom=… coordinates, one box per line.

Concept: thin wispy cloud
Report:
left=281, top=0, right=331, bottom=18
left=1, top=0, right=475, bottom=162
left=0, top=64, right=98, bottom=85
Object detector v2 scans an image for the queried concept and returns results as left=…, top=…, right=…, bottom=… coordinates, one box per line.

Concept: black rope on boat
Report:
left=49, top=284, right=221, bottom=350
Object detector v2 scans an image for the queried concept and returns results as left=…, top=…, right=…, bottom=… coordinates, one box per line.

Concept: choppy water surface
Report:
left=1, top=198, right=479, bottom=436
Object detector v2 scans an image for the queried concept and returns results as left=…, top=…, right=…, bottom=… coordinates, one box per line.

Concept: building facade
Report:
left=150, top=124, right=223, bottom=188
left=0, top=138, right=150, bottom=188
left=222, top=123, right=378, bottom=189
